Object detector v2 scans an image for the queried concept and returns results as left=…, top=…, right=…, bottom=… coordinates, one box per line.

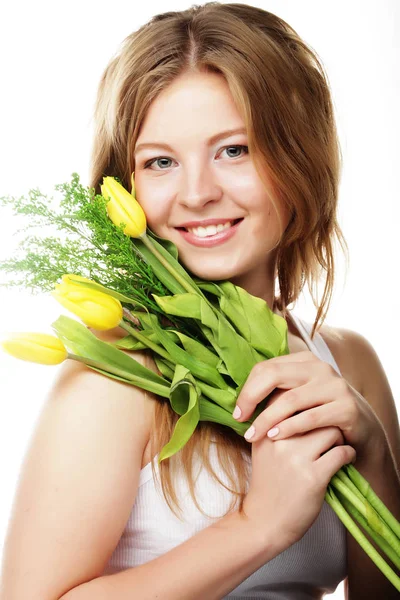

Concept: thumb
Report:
left=316, top=445, right=356, bottom=488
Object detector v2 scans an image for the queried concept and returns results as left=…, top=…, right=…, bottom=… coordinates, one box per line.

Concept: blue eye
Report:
left=223, top=145, right=249, bottom=159
left=144, top=157, right=174, bottom=169
left=143, top=144, right=249, bottom=170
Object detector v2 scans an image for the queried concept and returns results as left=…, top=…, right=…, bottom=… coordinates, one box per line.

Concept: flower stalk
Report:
left=140, top=232, right=199, bottom=295
left=325, top=486, right=400, bottom=590
left=330, top=474, right=400, bottom=555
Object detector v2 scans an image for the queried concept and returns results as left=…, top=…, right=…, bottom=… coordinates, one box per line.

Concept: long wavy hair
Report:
left=89, top=2, right=348, bottom=520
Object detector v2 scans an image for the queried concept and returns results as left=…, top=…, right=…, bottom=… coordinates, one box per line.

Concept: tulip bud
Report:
left=52, top=281, right=123, bottom=330
left=101, top=176, right=146, bottom=238
left=1, top=333, right=68, bottom=365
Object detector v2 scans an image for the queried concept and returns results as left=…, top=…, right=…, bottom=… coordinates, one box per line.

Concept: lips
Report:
left=176, top=217, right=241, bottom=229
left=175, top=218, right=243, bottom=247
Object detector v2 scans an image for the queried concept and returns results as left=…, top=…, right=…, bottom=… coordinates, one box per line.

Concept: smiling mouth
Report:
left=176, top=218, right=243, bottom=238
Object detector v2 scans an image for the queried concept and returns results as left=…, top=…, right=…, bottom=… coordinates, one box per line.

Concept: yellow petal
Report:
left=51, top=285, right=123, bottom=331
left=1, top=333, right=67, bottom=365
left=101, top=176, right=146, bottom=238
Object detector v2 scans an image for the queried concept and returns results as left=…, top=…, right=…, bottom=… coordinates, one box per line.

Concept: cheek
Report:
left=135, top=189, right=170, bottom=233
left=142, top=208, right=168, bottom=236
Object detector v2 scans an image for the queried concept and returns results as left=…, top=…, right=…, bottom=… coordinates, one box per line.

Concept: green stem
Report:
left=141, top=233, right=197, bottom=295
left=67, top=353, right=170, bottom=398
left=325, top=486, right=400, bottom=591
left=345, top=464, right=400, bottom=541
left=334, top=488, right=400, bottom=570
left=330, top=474, right=400, bottom=556
left=119, top=320, right=172, bottom=363
left=139, top=234, right=254, bottom=371
left=335, top=467, right=366, bottom=502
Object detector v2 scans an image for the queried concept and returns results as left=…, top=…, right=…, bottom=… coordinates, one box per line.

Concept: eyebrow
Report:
left=134, top=127, right=247, bottom=155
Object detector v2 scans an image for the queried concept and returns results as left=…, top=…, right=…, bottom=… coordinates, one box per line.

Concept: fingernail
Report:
left=244, top=425, right=255, bottom=440
left=233, top=406, right=242, bottom=419
left=267, top=427, right=279, bottom=438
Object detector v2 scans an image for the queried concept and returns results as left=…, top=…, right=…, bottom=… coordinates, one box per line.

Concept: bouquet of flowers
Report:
left=1, top=173, right=399, bottom=590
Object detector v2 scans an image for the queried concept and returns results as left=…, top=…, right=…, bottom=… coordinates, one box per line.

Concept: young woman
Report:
left=1, top=3, right=399, bottom=599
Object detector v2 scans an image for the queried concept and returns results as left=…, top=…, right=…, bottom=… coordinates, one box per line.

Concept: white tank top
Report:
left=101, top=313, right=347, bottom=598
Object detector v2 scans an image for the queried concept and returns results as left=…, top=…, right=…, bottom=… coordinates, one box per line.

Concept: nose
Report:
left=177, top=160, right=222, bottom=210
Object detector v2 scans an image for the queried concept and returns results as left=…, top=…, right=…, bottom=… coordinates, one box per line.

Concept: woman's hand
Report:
left=233, top=350, right=386, bottom=463
left=241, top=425, right=356, bottom=549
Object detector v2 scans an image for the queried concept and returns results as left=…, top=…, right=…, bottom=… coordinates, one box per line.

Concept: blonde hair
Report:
left=89, top=2, right=348, bottom=520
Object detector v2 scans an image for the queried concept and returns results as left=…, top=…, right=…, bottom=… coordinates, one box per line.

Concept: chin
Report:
left=169, top=239, right=254, bottom=282
left=183, top=261, right=246, bottom=283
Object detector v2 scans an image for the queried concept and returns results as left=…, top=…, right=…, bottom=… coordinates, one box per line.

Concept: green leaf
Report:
left=153, top=293, right=261, bottom=386
left=158, top=365, right=200, bottom=462
left=147, top=229, right=178, bottom=260
left=195, top=379, right=237, bottom=411
left=52, top=315, right=170, bottom=396
left=217, top=282, right=289, bottom=357
left=172, top=330, right=221, bottom=368
left=194, top=280, right=224, bottom=297
left=198, top=397, right=248, bottom=436
left=199, top=392, right=269, bottom=437
left=115, top=329, right=178, bottom=351
left=81, top=364, right=169, bottom=397
left=153, top=293, right=219, bottom=329
left=154, top=357, right=175, bottom=380
left=129, top=238, right=184, bottom=295
left=136, top=311, right=229, bottom=390
left=132, top=234, right=203, bottom=297
left=114, top=333, right=151, bottom=351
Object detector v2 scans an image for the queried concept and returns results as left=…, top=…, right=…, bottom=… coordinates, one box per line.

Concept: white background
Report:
left=0, top=1, right=399, bottom=597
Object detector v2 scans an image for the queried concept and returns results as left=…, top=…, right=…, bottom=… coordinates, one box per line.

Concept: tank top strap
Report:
left=288, top=312, right=342, bottom=375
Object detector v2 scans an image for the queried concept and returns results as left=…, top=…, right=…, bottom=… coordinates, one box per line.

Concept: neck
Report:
left=229, top=265, right=283, bottom=317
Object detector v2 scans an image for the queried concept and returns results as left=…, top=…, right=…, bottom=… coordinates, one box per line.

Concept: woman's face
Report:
left=133, top=71, right=290, bottom=298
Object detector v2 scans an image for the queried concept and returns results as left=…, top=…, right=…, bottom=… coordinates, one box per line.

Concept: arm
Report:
left=0, top=329, right=154, bottom=600
left=322, top=328, right=400, bottom=600
left=0, top=326, right=286, bottom=600
left=60, top=510, right=283, bottom=600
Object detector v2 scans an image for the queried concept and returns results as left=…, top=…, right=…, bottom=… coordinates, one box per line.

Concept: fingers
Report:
left=317, top=425, right=345, bottom=458
left=316, top=444, right=357, bottom=488
left=234, top=353, right=329, bottom=423
left=242, top=379, right=347, bottom=443
left=305, top=425, right=356, bottom=487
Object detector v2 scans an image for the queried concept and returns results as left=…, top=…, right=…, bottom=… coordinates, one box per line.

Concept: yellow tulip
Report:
left=101, top=176, right=146, bottom=238
left=1, top=333, right=67, bottom=365
left=52, top=281, right=123, bottom=330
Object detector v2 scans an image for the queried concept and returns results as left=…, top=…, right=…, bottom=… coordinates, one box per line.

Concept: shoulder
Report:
left=85, top=324, right=158, bottom=427
left=317, top=322, right=390, bottom=398
left=316, top=323, right=371, bottom=395
left=318, top=322, right=400, bottom=471
left=0, top=326, right=157, bottom=597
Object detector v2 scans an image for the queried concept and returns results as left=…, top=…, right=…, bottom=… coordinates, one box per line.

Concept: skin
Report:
left=133, top=70, right=400, bottom=597
left=133, top=70, right=291, bottom=308
left=133, top=69, right=385, bottom=460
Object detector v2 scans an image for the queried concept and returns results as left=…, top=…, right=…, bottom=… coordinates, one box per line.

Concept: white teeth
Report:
left=187, top=221, right=233, bottom=237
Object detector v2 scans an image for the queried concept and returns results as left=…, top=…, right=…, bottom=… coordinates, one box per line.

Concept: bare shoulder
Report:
left=0, top=325, right=158, bottom=599
left=88, top=324, right=158, bottom=428
left=317, top=323, right=364, bottom=392
left=317, top=322, right=386, bottom=397
left=318, top=322, right=400, bottom=471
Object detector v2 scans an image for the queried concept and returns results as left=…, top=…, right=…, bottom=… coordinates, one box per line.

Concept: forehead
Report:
left=135, top=71, right=246, bottom=149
